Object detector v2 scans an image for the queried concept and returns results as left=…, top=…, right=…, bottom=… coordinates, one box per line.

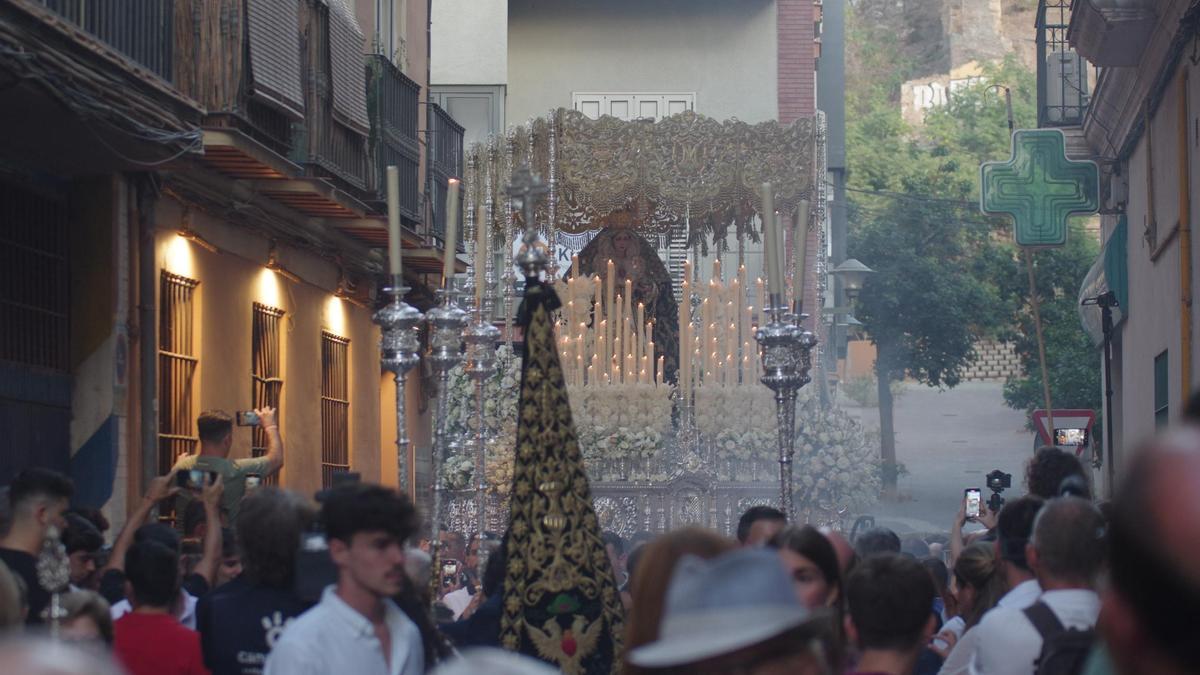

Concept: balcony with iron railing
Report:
left=1037, top=0, right=1089, bottom=128
left=428, top=103, right=464, bottom=239
left=368, top=54, right=421, bottom=223
left=300, top=0, right=369, bottom=192
left=430, top=103, right=464, bottom=179
left=39, top=0, right=174, bottom=82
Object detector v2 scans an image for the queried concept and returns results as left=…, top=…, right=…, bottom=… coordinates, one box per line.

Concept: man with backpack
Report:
left=971, top=497, right=1105, bottom=675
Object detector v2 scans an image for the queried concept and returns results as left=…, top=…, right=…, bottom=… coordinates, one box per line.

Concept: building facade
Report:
left=0, top=0, right=462, bottom=524
left=1068, top=0, right=1199, bottom=493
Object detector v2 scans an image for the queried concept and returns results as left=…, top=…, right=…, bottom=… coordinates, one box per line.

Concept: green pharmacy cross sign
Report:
left=981, top=129, right=1099, bottom=248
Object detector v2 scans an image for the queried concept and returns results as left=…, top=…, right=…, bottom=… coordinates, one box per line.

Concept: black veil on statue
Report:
left=499, top=273, right=626, bottom=674
left=577, top=226, right=679, bottom=384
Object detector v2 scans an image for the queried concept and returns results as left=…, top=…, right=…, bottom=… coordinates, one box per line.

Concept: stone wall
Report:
left=963, top=338, right=1023, bottom=381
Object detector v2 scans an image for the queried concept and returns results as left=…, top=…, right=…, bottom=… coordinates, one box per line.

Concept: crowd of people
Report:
left=0, top=404, right=1197, bottom=675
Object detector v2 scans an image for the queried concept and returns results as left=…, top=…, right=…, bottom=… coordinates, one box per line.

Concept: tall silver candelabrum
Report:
left=463, top=296, right=499, bottom=578
left=754, top=294, right=818, bottom=521
left=36, top=525, right=69, bottom=636
left=373, top=277, right=424, bottom=493
left=427, top=280, right=469, bottom=542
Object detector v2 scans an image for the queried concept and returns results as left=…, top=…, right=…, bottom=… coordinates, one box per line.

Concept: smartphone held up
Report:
left=177, top=469, right=218, bottom=490
left=964, top=488, right=982, bottom=519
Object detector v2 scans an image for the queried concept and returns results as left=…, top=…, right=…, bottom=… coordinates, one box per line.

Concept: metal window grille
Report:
left=320, top=331, right=350, bottom=487
left=252, top=303, right=285, bottom=483
left=0, top=182, right=69, bottom=371
left=159, top=272, right=200, bottom=473
left=1036, top=0, right=1089, bottom=127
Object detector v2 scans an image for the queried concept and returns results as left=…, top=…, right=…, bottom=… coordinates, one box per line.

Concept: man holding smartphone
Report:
left=172, top=408, right=285, bottom=527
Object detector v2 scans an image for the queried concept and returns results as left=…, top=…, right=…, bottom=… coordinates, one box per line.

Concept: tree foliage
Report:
left=844, top=10, right=1101, bottom=481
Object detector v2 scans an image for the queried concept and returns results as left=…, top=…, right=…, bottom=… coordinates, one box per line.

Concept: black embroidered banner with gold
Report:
left=500, top=279, right=625, bottom=674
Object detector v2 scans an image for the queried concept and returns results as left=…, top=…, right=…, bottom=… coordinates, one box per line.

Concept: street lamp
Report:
left=830, top=258, right=875, bottom=303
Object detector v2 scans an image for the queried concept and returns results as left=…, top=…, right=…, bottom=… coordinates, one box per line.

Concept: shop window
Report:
left=321, top=331, right=350, bottom=487
left=159, top=272, right=200, bottom=473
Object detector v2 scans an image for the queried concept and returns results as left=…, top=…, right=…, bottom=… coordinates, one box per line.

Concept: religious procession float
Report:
left=420, top=108, right=882, bottom=539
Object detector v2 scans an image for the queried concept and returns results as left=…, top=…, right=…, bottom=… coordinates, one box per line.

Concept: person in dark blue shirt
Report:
left=196, top=488, right=313, bottom=675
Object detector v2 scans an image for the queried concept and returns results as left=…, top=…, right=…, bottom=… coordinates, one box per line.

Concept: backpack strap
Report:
left=1023, top=601, right=1065, bottom=640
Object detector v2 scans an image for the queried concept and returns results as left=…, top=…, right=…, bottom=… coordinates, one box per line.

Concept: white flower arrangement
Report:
left=792, top=394, right=881, bottom=512
left=437, top=337, right=879, bottom=515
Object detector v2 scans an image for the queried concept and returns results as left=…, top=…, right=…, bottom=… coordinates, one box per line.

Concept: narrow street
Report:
left=846, top=381, right=1032, bottom=535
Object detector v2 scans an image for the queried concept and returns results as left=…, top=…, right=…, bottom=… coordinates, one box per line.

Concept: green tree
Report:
left=999, top=220, right=1103, bottom=422
left=845, top=32, right=1077, bottom=490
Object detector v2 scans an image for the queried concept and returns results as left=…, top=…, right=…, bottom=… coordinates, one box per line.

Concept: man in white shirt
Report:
left=970, top=498, right=1105, bottom=675
left=992, top=496, right=1045, bottom=612
left=265, top=484, right=424, bottom=675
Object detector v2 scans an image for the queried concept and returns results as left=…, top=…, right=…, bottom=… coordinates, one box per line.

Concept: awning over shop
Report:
left=1078, top=215, right=1128, bottom=346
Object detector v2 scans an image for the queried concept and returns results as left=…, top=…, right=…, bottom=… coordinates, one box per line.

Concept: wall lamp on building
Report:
left=266, top=243, right=302, bottom=284
left=177, top=211, right=219, bottom=253
left=334, top=268, right=367, bottom=309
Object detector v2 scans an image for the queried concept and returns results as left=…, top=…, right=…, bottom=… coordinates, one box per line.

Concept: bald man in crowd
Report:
left=1102, top=428, right=1200, bottom=675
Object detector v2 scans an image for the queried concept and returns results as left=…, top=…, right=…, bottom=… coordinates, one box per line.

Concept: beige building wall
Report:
left=1110, top=67, right=1199, bottom=472
left=154, top=199, right=384, bottom=497
left=432, top=0, right=508, bottom=84
left=507, top=0, right=778, bottom=124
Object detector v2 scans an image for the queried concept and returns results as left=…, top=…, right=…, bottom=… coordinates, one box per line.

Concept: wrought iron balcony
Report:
left=368, top=54, right=421, bottom=223
left=430, top=103, right=464, bottom=179
left=1037, top=1, right=1089, bottom=128
left=429, top=103, right=464, bottom=238
left=40, top=0, right=174, bottom=82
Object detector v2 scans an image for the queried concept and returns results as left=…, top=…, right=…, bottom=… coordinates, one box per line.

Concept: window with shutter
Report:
left=571, top=93, right=696, bottom=122
left=246, top=0, right=305, bottom=120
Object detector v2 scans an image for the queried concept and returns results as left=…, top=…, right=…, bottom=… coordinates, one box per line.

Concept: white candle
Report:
left=386, top=166, right=402, bottom=278
left=442, top=179, right=460, bottom=283
left=761, top=183, right=782, bottom=298
left=474, top=204, right=487, bottom=308
left=794, top=199, right=811, bottom=311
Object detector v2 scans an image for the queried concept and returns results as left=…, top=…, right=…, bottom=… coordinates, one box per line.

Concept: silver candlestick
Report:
left=374, top=277, right=424, bottom=493
left=427, top=279, right=469, bottom=543
left=463, top=298, right=499, bottom=578
left=755, top=293, right=818, bottom=521
left=36, top=525, right=69, bottom=636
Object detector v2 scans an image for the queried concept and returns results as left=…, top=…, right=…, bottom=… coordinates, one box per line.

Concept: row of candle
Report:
left=677, top=260, right=766, bottom=406
left=558, top=259, right=664, bottom=387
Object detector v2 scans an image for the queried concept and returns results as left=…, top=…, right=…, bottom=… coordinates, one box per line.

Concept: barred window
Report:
left=252, top=303, right=285, bottom=483
left=320, top=331, right=350, bottom=487
left=159, top=272, right=200, bottom=473
left=0, top=182, right=68, bottom=371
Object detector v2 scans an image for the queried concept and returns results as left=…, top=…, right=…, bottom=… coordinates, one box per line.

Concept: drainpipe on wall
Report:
left=136, top=175, right=159, bottom=495
left=1181, top=69, right=1192, bottom=403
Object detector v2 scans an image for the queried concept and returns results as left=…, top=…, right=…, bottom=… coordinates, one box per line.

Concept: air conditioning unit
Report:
left=1044, top=50, right=1089, bottom=124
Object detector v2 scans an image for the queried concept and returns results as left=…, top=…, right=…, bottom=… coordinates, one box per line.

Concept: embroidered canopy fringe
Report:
left=465, top=108, right=822, bottom=247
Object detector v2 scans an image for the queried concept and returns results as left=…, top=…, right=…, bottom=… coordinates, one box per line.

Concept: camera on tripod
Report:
left=985, top=469, right=1012, bottom=514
